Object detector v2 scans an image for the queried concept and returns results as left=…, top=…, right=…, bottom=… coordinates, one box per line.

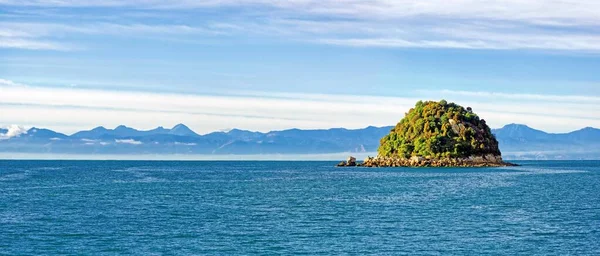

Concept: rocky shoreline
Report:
left=337, top=154, right=518, bottom=168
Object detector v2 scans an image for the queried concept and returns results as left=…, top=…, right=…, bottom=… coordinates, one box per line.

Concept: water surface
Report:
left=1, top=160, right=599, bottom=255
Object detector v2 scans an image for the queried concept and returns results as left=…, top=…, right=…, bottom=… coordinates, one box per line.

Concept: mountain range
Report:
left=1, top=124, right=599, bottom=160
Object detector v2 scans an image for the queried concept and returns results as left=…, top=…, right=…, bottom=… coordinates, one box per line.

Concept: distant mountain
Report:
left=71, top=126, right=112, bottom=139
left=3, top=127, right=69, bottom=142
left=225, top=129, right=264, bottom=141
left=1, top=123, right=599, bottom=159
left=492, top=124, right=600, bottom=159
left=71, top=124, right=198, bottom=139
left=169, top=124, right=199, bottom=137
left=562, top=127, right=600, bottom=142
left=25, top=128, right=69, bottom=140
left=0, top=124, right=392, bottom=155
left=492, top=124, right=552, bottom=141
left=112, top=125, right=149, bottom=137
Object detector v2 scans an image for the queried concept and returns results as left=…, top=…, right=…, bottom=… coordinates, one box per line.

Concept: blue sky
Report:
left=1, top=0, right=600, bottom=134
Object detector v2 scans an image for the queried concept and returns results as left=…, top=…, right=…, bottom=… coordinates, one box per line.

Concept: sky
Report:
left=1, top=0, right=600, bottom=135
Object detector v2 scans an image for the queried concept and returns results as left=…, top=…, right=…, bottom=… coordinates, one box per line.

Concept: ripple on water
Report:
left=112, top=176, right=167, bottom=183
left=514, top=167, right=589, bottom=174
left=0, top=171, right=32, bottom=181
left=110, top=166, right=169, bottom=183
left=32, top=167, right=63, bottom=171
left=0, top=213, right=26, bottom=224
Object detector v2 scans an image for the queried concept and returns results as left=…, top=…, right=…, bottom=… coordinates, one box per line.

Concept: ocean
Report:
left=1, top=160, right=599, bottom=255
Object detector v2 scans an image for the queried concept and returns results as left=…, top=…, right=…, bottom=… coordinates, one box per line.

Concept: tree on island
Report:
left=378, top=100, right=501, bottom=159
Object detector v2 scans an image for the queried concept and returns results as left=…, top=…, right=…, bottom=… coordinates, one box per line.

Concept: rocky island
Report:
left=338, top=100, right=517, bottom=167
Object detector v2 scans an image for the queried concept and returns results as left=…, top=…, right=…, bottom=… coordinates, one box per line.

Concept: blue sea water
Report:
left=0, top=160, right=599, bottom=255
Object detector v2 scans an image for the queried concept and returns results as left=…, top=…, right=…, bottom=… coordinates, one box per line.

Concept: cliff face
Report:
left=378, top=100, right=501, bottom=159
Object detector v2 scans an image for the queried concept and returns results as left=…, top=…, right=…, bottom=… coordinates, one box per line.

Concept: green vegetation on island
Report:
left=338, top=100, right=515, bottom=167
left=378, top=100, right=501, bottom=159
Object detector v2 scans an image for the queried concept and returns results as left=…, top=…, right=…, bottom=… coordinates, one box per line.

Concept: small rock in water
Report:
left=337, top=156, right=357, bottom=167
left=346, top=156, right=356, bottom=166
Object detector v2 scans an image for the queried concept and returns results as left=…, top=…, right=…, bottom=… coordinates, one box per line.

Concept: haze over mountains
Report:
left=1, top=124, right=599, bottom=160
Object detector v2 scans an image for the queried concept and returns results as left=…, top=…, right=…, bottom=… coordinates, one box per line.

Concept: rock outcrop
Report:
left=356, top=154, right=517, bottom=167
left=337, top=156, right=357, bottom=167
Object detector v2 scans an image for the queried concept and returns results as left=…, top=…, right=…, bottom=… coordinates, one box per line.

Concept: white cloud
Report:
left=0, top=23, right=80, bottom=50
left=2, top=0, right=599, bottom=22
left=319, top=35, right=600, bottom=51
left=0, top=22, right=228, bottom=50
left=425, top=90, right=600, bottom=104
left=1, top=1, right=600, bottom=51
left=2, top=0, right=600, bottom=26
left=1, top=79, right=599, bottom=134
left=0, top=22, right=223, bottom=37
left=0, top=125, right=28, bottom=139
left=0, top=79, right=26, bottom=87
left=0, top=37, right=70, bottom=50
left=319, top=38, right=491, bottom=49
left=115, top=139, right=143, bottom=145
left=174, top=142, right=197, bottom=146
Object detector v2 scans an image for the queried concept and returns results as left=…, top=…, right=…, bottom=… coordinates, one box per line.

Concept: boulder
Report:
left=337, top=156, right=357, bottom=167
left=410, top=156, right=424, bottom=164
left=346, top=156, right=357, bottom=166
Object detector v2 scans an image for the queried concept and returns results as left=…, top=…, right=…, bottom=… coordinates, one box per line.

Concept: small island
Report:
left=338, top=100, right=517, bottom=167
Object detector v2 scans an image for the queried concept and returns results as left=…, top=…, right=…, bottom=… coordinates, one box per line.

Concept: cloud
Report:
left=0, top=125, right=28, bottom=139
left=0, top=23, right=82, bottom=50
left=0, top=38, right=70, bottom=50
left=0, top=21, right=229, bottom=50
left=115, top=139, right=143, bottom=145
left=3, top=0, right=600, bottom=26
left=319, top=38, right=489, bottom=49
left=1, top=79, right=600, bottom=134
left=319, top=35, right=600, bottom=51
left=174, top=142, right=197, bottom=146
left=0, top=22, right=225, bottom=36
left=1, top=0, right=598, bottom=20
left=1, top=1, right=600, bottom=51
left=424, top=90, right=600, bottom=104
left=276, top=17, right=600, bottom=51
left=0, top=79, right=26, bottom=87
